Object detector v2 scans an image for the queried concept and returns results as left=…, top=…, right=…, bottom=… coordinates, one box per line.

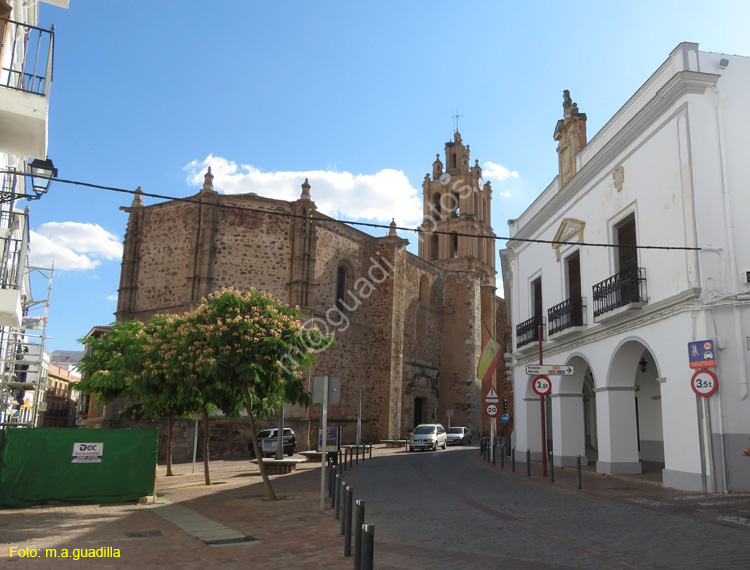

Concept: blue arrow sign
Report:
left=500, top=413, right=510, bottom=423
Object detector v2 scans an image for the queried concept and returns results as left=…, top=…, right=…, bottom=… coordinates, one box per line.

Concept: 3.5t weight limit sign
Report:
left=691, top=369, right=718, bottom=397
left=532, top=375, right=551, bottom=396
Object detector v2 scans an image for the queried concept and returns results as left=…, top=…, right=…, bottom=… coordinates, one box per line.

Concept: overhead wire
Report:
left=21, top=173, right=701, bottom=252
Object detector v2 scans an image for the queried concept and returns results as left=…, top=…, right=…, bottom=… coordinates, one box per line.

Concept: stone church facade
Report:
left=113, top=132, right=510, bottom=454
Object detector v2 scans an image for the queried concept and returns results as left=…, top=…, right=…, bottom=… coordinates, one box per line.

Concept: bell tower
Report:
left=418, top=131, right=496, bottom=280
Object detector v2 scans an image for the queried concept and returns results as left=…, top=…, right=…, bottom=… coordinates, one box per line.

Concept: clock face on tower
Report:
left=439, top=173, right=451, bottom=186
left=477, top=177, right=484, bottom=189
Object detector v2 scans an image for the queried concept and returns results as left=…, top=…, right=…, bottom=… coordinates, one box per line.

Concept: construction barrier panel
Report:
left=0, top=427, right=158, bottom=508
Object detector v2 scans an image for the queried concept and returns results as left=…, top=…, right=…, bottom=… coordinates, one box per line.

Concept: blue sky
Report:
left=26, top=0, right=750, bottom=352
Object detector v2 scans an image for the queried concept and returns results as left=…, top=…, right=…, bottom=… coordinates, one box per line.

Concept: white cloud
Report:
left=30, top=222, right=123, bottom=271
left=482, top=161, right=519, bottom=182
left=184, top=154, right=424, bottom=226
left=106, top=294, right=118, bottom=301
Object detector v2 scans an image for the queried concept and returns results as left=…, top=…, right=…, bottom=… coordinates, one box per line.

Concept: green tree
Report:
left=173, top=287, right=333, bottom=500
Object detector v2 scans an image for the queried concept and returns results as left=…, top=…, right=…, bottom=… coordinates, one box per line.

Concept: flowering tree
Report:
left=174, top=288, right=333, bottom=500
left=78, top=288, right=331, bottom=498
left=77, top=316, right=202, bottom=477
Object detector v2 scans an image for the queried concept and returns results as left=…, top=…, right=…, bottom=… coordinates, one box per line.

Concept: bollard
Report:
left=328, top=463, right=334, bottom=498
left=493, top=439, right=496, bottom=465
left=361, top=524, right=375, bottom=570
left=500, top=444, right=505, bottom=469
left=577, top=454, right=582, bottom=490
left=330, top=465, right=336, bottom=508
left=335, top=475, right=343, bottom=519
left=349, top=447, right=353, bottom=469
left=354, top=500, right=365, bottom=570
left=343, top=487, right=353, bottom=555
left=369, top=442, right=373, bottom=460
left=356, top=445, right=359, bottom=465
left=511, top=446, right=516, bottom=472
left=549, top=450, right=555, bottom=483
left=526, top=448, right=531, bottom=476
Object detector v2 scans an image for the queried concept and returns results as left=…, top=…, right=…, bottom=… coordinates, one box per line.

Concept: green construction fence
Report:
left=0, top=427, right=158, bottom=508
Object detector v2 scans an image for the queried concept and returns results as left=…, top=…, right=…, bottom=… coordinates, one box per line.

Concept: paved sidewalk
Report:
left=1, top=445, right=749, bottom=569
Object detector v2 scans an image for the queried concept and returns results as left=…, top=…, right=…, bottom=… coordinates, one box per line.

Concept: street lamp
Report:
left=28, top=158, right=58, bottom=199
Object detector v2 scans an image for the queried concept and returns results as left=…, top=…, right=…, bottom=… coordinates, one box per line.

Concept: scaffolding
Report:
left=0, top=264, right=53, bottom=428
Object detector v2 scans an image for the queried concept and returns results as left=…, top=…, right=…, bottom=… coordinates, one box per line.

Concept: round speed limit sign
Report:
left=532, top=375, right=551, bottom=396
left=486, top=403, right=499, bottom=417
left=691, top=369, right=718, bottom=397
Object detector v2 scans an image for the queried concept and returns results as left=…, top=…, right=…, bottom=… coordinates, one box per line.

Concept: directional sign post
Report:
left=526, top=364, right=574, bottom=376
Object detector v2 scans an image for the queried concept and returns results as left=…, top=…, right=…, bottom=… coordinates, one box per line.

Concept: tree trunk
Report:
left=242, top=385, right=277, bottom=501
left=166, top=415, right=174, bottom=477
left=202, top=406, right=211, bottom=486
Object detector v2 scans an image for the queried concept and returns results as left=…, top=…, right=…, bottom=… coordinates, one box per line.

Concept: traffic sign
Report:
left=500, top=413, right=510, bottom=423
left=485, top=386, right=499, bottom=402
left=526, top=364, right=574, bottom=376
left=486, top=403, right=499, bottom=417
left=691, top=369, right=718, bottom=397
left=688, top=340, right=716, bottom=369
left=532, top=375, right=551, bottom=396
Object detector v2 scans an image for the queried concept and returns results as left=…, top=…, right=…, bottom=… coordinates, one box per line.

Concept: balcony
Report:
left=548, top=297, right=587, bottom=337
left=0, top=18, right=55, bottom=158
left=516, top=315, right=544, bottom=349
left=592, top=267, right=647, bottom=322
left=0, top=208, right=28, bottom=328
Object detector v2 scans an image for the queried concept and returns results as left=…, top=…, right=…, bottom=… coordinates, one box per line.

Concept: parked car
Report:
left=407, top=424, right=447, bottom=451
left=446, top=426, right=472, bottom=446
left=248, top=427, right=297, bottom=458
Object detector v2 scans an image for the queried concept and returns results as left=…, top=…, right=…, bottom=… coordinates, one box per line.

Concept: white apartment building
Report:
left=0, top=0, right=66, bottom=427
left=501, top=43, right=750, bottom=493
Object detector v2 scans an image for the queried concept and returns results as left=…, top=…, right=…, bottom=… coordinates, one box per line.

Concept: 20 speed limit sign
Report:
left=691, top=369, right=718, bottom=397
left=532, top=375, right=551, bottom=396
left=486, top=403, right=499, bottom=417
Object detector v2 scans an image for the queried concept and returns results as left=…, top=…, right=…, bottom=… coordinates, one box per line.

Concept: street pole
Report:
left=320, top=375, right=329, bottom=510
left=275, top=406, right=285, bottom=460
left=539, top=326, right=548, bottom=477
left=356, top=386, right=363, bottom=446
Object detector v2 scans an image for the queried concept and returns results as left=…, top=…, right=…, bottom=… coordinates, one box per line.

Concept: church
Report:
left=110, top=132, right=510, bottom=454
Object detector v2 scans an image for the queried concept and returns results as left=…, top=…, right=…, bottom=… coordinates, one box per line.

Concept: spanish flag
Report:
left=476, top=334, right=503, bottom=384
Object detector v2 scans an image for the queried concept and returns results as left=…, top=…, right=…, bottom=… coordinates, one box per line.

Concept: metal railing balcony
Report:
left=592, top=267, right=647, bottom=318
left=548, top=297, right=587, bottom=336
left=1, top=18, right=55, bottom=96
left=516, top=315, right=544, bottom=349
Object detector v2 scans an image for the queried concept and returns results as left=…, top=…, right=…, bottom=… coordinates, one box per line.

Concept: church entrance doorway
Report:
left=414, top=397, right=426, bottom=429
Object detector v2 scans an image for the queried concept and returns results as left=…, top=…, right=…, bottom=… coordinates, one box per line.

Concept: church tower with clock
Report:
left=418, top=130, right=497, bottom=281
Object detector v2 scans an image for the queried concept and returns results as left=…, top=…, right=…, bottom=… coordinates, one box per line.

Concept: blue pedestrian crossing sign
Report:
left=500, top=413, right=510, bottom=423
left=688, top=340, right=715, bottom=369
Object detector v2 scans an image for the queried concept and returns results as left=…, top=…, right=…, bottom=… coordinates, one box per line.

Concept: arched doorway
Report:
left=552, top=354, right=594, bottom=467
left=597, top=339, right=662, bottom=476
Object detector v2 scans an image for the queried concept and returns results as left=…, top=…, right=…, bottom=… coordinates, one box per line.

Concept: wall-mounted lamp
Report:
left=28, top=158, right=58, bottom=199
left=639, top=357, right=648, bottom=373
left=719, top=58, right=729, bottom=70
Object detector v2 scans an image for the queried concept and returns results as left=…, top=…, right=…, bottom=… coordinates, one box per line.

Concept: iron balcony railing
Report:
left=1, top=18, right=55, bottom=96
left=592, top=267, right=646, bottom=318
left=516, top=315, right=544, bottom=348
left=548, top=297, right=586, bottom=336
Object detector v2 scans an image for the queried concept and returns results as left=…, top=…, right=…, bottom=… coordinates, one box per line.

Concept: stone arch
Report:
left=597, top=338, right=663, bottom=475
left=418, top=274, right=430, bottom=306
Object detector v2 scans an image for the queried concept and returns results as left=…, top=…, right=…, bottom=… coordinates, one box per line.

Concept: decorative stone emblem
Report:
left=613, top=166, right=624, bottom=192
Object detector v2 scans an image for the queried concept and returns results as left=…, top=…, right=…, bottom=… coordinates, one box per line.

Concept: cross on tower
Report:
left=452, top=110, right=463, bottom=133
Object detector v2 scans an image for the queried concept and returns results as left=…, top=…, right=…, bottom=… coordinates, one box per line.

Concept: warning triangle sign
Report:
left=485, top=387, right=499, bottom=401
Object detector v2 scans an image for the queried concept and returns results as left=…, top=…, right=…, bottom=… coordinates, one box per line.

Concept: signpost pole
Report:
left=320, top=375, right=329, bottom=510
left=538, top=326, right=548, bottom=477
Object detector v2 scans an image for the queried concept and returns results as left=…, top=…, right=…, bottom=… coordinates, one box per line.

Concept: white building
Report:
left=501, top=43, right=750, bottom=493
left=0, top=0, right=66, bottom=427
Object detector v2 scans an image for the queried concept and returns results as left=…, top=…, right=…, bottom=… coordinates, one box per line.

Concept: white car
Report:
left=408, top=424, right=447, bottom=451
left=446, top=426, right=472, bottom=446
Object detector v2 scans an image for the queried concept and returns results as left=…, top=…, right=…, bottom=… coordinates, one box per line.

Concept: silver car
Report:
left=446, top=426, right=472, bottom=446
left=408, top=424, right=447, bottom=451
